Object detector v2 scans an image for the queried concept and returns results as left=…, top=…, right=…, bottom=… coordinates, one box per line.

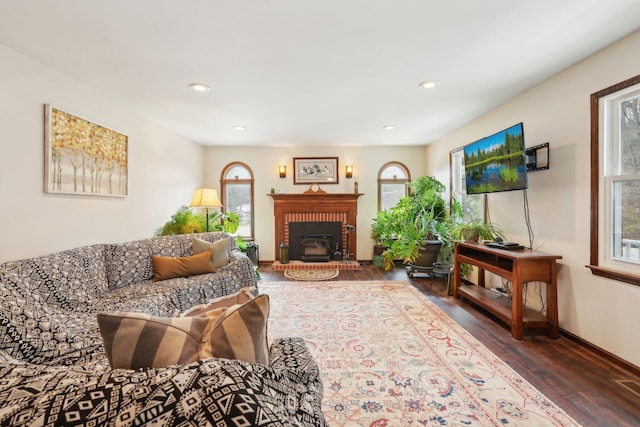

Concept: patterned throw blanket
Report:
left=0, top=338, right=325, bottom=426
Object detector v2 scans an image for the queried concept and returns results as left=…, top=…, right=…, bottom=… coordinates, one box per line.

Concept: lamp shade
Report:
left=189, top=188, right=222, bottom=208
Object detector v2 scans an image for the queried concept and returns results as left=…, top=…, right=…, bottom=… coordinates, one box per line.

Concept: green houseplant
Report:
left=380, top=176, right=449, bottom=271
left=155, top=206, right=240, bottom=236
left=371, top=208, right=404, bottom=252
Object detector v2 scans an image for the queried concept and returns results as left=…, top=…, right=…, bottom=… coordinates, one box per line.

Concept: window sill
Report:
left=586, top=265, right=640, bottom=287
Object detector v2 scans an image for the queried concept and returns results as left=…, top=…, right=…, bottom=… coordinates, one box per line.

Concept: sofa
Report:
left=0, top=232, right=326, bottom=426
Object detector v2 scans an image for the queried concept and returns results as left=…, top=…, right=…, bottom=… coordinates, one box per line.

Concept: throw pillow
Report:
left=196, top=294, right=270, bottom=365
left=151, top=249, right=215, bottom=282
left=192, top=237, right=230, bottom=268
left=96, top=311, right=216, bottom=369
left=180, top=286, right=256, bottom=317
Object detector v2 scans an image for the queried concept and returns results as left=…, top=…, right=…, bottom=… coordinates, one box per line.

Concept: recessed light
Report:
left=418, top=80, right=439, bottom=89
left=383, top=125, right=396, bottom=130
left=233, top=125, right=247, bottom=131
left=188, top=83, right=210, bottom=92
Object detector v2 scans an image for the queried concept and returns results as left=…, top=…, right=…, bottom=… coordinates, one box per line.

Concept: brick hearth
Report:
left=271, top=260, right=361, bottom=271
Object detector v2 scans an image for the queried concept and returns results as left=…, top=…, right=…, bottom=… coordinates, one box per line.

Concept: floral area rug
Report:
left=262, top=280, right=581, bottom=427
left=284, top=269, right=339, bottom=281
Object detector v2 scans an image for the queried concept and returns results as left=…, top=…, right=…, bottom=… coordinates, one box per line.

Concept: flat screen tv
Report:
left=464, top=122, right=528, bottom=194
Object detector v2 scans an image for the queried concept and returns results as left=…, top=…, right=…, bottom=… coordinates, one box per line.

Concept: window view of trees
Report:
left=617, top=95, right=640, bottom=260
left=221, top=162, right=254, bottom=239
left=378, top=162, right=410, bottom=211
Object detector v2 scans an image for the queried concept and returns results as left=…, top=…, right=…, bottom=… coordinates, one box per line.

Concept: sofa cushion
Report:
left=96, top=311, right=215, bottom=369
left=192, top=294, right=270, bottom=365
left=0, top=245, right=109, bottom=305
left=0, top=269, right=103, bottom=364
left=151, top=249, right=215, bottom=282
left=95, top=268, right=250, bottom=317
left=97, top=293, right=269, bottom=368
left=0, top=338, right=326, bottom=426
left=104, top=235, right=192, bottom=291
left=192, top=236, right=230, bottom=268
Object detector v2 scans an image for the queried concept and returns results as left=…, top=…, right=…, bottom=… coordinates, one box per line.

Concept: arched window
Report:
left=220, top=162, right=254, bottom=239
left=377, top=161, right=411, bottom=211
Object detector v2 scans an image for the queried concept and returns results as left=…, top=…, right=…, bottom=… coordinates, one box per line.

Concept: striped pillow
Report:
left=198, top=294, right=270, bottom=365
left=97, top=292, right=270, bottom=369
left=180, top=286, right=256, bottom=317
left=96, top=312, right=216, bottom=369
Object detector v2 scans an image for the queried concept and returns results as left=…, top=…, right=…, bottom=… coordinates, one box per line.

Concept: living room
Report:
left=1, top=2, right=640, bottom=425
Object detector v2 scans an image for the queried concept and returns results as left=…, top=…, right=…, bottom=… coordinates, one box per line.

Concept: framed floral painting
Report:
left=293, top=157, right=339, bottom=184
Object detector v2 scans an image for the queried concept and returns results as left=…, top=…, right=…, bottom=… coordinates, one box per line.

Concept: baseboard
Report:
left=560, top=328, right=640, bottom=377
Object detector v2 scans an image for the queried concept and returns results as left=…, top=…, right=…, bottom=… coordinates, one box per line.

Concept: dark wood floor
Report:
left=258, top=263, right=640, bottom=427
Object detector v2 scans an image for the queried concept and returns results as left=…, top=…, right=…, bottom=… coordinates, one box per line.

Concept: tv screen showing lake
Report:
left=463, top=123, right=528, bottom=194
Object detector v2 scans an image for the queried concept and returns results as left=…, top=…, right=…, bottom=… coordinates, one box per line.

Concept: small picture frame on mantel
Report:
left=293, top=157, right=339, bottom=185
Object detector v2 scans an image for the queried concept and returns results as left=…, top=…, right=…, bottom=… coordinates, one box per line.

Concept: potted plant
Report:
left=380, top=176, right=449, bottom=271
left=444, top=215, right=503, bottom=286
left=371, top=208, right=403, bottom=254
left=155, top=206, right=240, bottom=236
left=450, top=218, right=500, bottom=243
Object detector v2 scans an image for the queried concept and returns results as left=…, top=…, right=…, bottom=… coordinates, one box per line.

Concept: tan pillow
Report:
left=151, top=249, right=215, bottom=282
left=192, top=237, right=230, bottom=268
left=180, top=286, right=256, bottom=317
left=187, top=293, right=270, bottom=365
left=96, top=312, right=216, bottom=369
left=97, top=292, right=270, bottom=369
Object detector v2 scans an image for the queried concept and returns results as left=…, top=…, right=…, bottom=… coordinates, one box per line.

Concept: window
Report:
left=450, top=148, right=484, bottom=221
left=220, top=162, right=254, bottom=239
left=589, top=74, right=640, bottom=286
left=377, top=161, right=410, bottom=211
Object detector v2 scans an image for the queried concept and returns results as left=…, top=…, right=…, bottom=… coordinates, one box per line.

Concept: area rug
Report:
left=262, top=280, right=581, bottom=427
left=284, top=269, right=339, bottom=281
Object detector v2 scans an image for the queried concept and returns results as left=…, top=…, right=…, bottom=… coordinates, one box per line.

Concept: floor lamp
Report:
left=189, top=188, right=222, bottom=232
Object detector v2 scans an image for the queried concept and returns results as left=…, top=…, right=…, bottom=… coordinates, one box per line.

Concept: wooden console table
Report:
left=453, top=242, right=562, bottom=339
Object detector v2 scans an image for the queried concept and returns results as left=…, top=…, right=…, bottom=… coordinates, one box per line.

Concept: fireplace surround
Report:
left=268, top=192, right=362, bottom=262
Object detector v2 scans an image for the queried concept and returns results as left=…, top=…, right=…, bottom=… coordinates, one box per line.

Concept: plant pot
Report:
left=412, top=240, right=442, bottom=268
left=372, top=254, right=384, bottom=268
left=373, top=244, right=387, bottom=256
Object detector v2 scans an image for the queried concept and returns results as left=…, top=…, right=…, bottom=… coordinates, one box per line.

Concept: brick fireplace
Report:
left=268, top=192, right=362, bottom=262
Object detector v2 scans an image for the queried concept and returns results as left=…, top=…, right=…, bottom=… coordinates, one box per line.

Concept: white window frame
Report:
left=220, top=162, right=254, bottom=240
left=377, top=161, right=411, bottom=211
left=589, top=74, right=640, bottom=286
left=450, top=148, right=485, bottom=222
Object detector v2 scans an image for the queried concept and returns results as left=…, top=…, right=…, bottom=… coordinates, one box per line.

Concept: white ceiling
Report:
left=2, top=1, right=640, bottom=147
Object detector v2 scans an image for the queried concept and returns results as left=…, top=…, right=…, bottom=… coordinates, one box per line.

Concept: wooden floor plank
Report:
left=257, top=263, right=640, bottom=427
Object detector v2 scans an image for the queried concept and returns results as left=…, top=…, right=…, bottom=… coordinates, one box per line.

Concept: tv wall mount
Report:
left=525, top=142, right=550, bottom=172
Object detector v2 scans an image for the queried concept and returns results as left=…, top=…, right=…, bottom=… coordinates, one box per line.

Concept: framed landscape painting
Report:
left=293, top=157, right=339, bottom=184
left=44, top=105, right=128, bottom=197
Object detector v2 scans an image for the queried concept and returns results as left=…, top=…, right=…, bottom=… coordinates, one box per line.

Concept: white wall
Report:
left=426, top=30, right=640, bottom=368
left=202, top=146, right=427, bottom=260
left=0, top=44, right=204, bottom=262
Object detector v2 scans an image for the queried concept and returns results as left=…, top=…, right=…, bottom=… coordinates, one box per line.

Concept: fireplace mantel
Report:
left=268, top=193, right=363, bottom=261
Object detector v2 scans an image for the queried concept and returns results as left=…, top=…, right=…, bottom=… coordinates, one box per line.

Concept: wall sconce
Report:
left=345, top=165, right=353, bottom=179
left=279, top=165, right=287, bottom=178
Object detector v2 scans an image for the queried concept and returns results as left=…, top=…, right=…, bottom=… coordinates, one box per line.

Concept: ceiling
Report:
left=2, top=1, right=640, bottom=147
